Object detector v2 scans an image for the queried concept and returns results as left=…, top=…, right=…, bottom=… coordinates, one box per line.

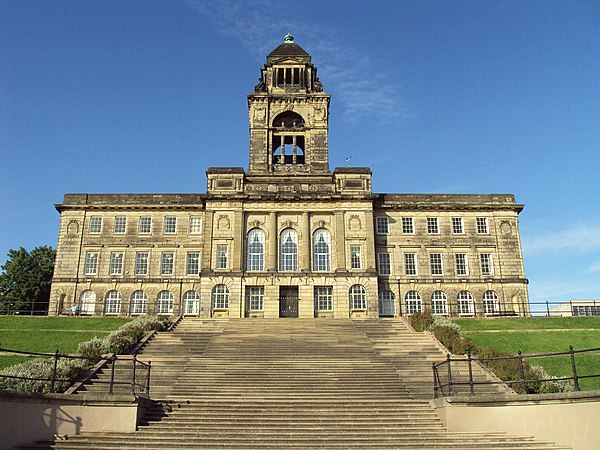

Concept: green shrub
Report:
left=0, top=357, right=90, bottom=393
left=408, top=310, right=434, bottom=331
left=431, top=323, right=479, bottom=355
left=77, top=338, right=108, bottom=359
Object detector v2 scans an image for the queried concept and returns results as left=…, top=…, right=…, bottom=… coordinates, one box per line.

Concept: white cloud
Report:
left=183, top=0, right=411, bottom=122
left=522, top=222, right=600, bottom=255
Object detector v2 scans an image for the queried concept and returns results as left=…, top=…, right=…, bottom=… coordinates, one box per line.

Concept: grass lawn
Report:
left=454, top=316, right=600, bottom=331
left=453, top=317, right=600, bottom=391
left=0, top=316, right=130, bottom=354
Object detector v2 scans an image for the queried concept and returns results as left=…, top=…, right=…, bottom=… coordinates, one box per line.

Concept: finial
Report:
left=284, top=33, right=294, bottom=43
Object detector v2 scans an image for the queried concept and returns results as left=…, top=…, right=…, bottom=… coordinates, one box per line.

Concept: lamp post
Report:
left=396, top=276, right=402, bottom=317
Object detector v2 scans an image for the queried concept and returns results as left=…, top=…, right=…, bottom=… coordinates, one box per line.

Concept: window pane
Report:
left=315, top=286, right=333, bottom=311
left=247, top=229, right=265, bottom=271
left=89, top=217, right=102, bottom=234
left=480, top=253, right=494, bottom=276
left=109, top=252, right=124, bottom=275
left=455, top=253, right=468, bottom=276
left=427, top=217, right=439, bottom=234
left=164, top=217, right=177, bottom=234
left=186, top=252, right=200, bottom=275
left=404, top=253, right=417, bottom=276
left=452, top=217, right=464, bottom=234
left=139, top=217, right=152, bottom=234
left=280, top=229, right=298, bottom=271
left=246, top=286, right=264, bottom=310
left=189, top=217, right=202, bottom=234
left=477, top=217, right=489, bottom=234
left=213, top=284, right=229, bottom=309
left=156, top=291, right=174, bottom=314
left=375, top=217, right=389, bottom=234
left=216, top=244, right=228, bottom=269
left=313, top=229, right=331, bottom=271
left=161, top=252, right=174, bottom=275
left=402, top=217, right=414, bottom=234
left=84, top=252, right=98, bottom=275
left=350, top=245, right=362, bottom=269
left=135, top=252, right=149, bottom=275
left=430, top=253, right=443, bottom=276
left=114, top=216, right=127, bottom=234
left=378, top=252, right=391, bottom=275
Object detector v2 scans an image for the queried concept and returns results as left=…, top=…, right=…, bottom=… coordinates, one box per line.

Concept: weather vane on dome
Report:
left=284, top=33, right=294, bottom=43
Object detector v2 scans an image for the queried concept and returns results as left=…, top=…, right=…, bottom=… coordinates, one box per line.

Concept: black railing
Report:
left=433, top=346, right=600, bottom=397
left=0, top=346, right=151, bottom=397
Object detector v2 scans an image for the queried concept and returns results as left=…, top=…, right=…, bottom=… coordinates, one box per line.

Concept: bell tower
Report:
left=247, top=34, right=331, bottom=177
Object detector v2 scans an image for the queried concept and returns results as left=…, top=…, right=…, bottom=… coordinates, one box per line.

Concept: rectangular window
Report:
left=161, top=252, right=174, bottom=275
left=216, top=244, right=228, bottom=269
left=477, top=217, right=489, bottom=234
left=480, top=253, right=494, bottom=276
left=350, top=245, right=362, bottom=269
left=404, top=253, right=417, bottom=276
left=186, top=252, right=200, bottom=275
left=427, top=217, right=439, bottom=234
left=375, top=216, right=389, bottom=234
left=430, top=253, right=444, bottom=276
left=246, top=286, right=264, bottom=310
left=89, top=216, right=102, bottom=234
left=83, top=252, right=99, bottom=275
left=139, top=217, right=152, bottom=234
left=377, top=252, right=392, bottom=276
left=113, top=216, right=127, bottom=234
left=455, top=253, right=469, bottom=276
left=315, top=286, right=333, bottom=311
left=135, top=252, right=149, bottom=276
left=164, top=216, right=177, bottom=234
left=402, top=217, right=414, bottom=234
left=189, top=216, right=202, bottom=234
left=109, top=252, right=124, bottom=275
left=452, top=217, right=464, bottom=234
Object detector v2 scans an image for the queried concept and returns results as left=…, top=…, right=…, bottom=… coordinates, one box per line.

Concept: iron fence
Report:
left=0, top=346, right=151, bottom=397
left=433, top=346, right=600, bottom=397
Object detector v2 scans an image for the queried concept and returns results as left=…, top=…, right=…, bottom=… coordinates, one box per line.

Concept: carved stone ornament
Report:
left=249, top=220, right=261, bottom=229
left=67, top=220, right=80, bottom=235
left=253, top=107, right=266, bottom=122
left=281, top=220, right=295, bottom=229
left=317, top=220, right=326, bottom=228
left=500, top=220, right=513, bottom=235
left=217, top=215, right=231, bottom=230
left=348, top=215, right=362, bottom=231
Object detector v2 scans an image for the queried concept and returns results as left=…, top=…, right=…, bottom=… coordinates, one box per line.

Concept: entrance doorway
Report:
left=279, top=286, right=299, bottom=318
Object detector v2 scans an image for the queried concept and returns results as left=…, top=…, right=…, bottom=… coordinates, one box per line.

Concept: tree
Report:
left=0, top=246, right=56, bottom=315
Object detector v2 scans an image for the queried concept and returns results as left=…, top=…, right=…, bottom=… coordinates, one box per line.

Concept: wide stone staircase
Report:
left=24, top=318, right=569, bottom=449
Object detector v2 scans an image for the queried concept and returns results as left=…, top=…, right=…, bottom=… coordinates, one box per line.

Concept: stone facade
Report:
left=49, top=35, right=529, bottom=318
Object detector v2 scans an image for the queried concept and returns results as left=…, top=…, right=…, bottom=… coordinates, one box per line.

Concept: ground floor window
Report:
left=130, top=290, right=148, bottom=314
left=406, top=291, right=422, bottom=314
left=156, top=290, right=174, bottom=314
left=212, top=284, right=229, bottom=309
left=79, top=290, right=96, bottom=315
left=458, top=291, right=474, bottom=315
left=183, top=290, right=200, bottom=315
left=483, top=290, right=499, bottom=314
left=105, top=290, right=121, bottom=314
left=315, top=286, right=333, bottom=311
left=378, top=290, right=395, bottom=316
left=246, top=286, right=264, bottom=310
left=431, top=291, right=448, bottom=315
left=349, top=284, right=367, bottom=309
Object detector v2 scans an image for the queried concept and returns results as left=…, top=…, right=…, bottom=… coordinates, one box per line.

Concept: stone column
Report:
left=300, top=212, right=310, bottom=271
left=268, top=212, right=277, bottom=271
left=334, top=211, right=346, bottom=270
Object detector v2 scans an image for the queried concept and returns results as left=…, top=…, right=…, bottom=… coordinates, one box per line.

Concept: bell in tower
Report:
left=247, top=34, right=331, bottom=176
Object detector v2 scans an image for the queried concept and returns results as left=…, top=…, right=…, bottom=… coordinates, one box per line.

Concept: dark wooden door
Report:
left=279, top=286, right=299, bottom=318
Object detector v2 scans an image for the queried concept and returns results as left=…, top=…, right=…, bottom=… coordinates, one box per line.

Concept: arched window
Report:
left=105, top=290, right=121, bottom=315
left=156, top=291, right=174, bottom=315
left=483, top=290, right=499, bottom=314
left=378, top=290, right=395, bottom=316
left=130, top=290, right=148, bottom=315
left=212, top=284, right=229, bottom=309
left=272, top=111, right=305, bottom=166
left=349, top=284, right=367, bottom=310
left=431, top=291, right=448, bottom=315
left=406, top=291, right=422, bottom=314
left=457, top=291, right=474, bottom=315
left=247, top=228, right=265, bottom=271
left=79, top=290, right=96, bottom=315
left=313, top=228, right=331, bottom=271
left=183, top=290, right=200, bottom=315
left=280, top=228, right=298, bottom=271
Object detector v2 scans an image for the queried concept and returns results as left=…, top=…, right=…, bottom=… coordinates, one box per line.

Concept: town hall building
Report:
left=49, top=35, right=530, bottom=319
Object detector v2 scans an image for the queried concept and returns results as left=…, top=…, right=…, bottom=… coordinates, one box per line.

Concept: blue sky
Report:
left=2, top=1, right=599, bottom=310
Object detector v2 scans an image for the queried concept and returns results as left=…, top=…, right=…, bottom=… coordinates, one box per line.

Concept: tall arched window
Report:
left=457, top=291, right=474, bottom=315
left=247, top=228, right=265, bottom=271
left=313, top=228, right=331, bottom=271
left=212, top=284, right=229, bottom=309
left=349, top=284, right=367, bottom=310
left=280, top=228, right=298, bottom=271
left=272, top=111, right=305, bottom=166
left=156, top=291, right=174, bottom=315
left=483, top=290, right=499, bottom=314
left=183, top=290, right=200, bottom=315
left=105, top=290, right=121, bottom=315
left=431, top=291, right=448, bottom=315
left=406, top=291, right=422, bottom=314
left=130, top=290, right=148, bottom=315
left=378, top=290, right=395, bottom=316
left=79, top=290, right=96, bottom=315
